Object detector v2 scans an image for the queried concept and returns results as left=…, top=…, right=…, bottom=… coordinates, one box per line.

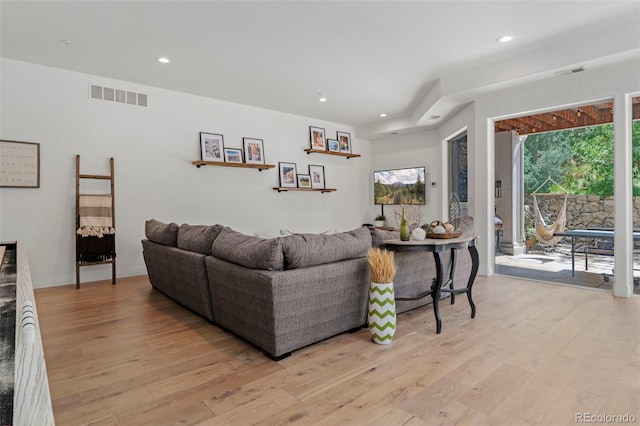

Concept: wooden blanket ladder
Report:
left=75, top=155, right=116, bottom=288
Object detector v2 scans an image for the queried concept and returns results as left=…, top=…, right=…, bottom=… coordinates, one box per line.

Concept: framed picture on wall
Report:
left=243, top=138, right=265, bottom=164
left=309, top=126, right=326, bottom=150
left=200, top=132, right=224, bottom=162
left=0, top=140, right=40, bottom=188
left=309, top=164, right=325, bottom=189
left=297, top=174, right=311, bottom=188
left=278, top=162, right=297, bottom=188
left=224, top=148, right=243, bottom=163
left=337, top=131, right=351, bottom=153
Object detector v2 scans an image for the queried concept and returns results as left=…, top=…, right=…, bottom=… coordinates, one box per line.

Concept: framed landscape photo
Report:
left=279, top=162, right=298, bottom=188
left=224, top=148, right=243, bottom=163
left=327, top=138, right=340, bottom=153
left=243, top=138, right=265, bottom=164
left=297, top=174, right=312, bottom=188
left=0, top=140, right=40, bottom=188
left=200, top=132, right=224, bottom=162
left=309, top=164, right=325, bottom=189
left=337, top=131, right=351, bottom=153
left=309, top=126, right=326, bottom=150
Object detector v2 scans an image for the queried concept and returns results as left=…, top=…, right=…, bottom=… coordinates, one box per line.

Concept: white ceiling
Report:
left=2, top=1, right=639, bottom=139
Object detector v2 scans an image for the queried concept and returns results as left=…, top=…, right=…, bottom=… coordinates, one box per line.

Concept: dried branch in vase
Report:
left=392, top=205, right=423, bottom=227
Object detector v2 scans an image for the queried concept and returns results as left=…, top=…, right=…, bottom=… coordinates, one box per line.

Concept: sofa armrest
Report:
left=142, top=239, right=214, bottom=322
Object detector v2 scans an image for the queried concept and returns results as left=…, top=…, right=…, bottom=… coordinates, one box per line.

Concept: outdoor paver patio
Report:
left=495, top=245, right=640, bottom=295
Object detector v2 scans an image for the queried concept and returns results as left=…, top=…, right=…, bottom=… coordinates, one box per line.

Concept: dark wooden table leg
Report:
left=432, top=250, right=444, bottom=334
left=467, top=244, right=479, bottom=318
left=449, top=248, right=457, bottom=305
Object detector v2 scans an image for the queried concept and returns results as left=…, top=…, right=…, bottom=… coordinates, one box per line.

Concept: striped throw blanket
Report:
left=76, top=194, right=115, bottom=237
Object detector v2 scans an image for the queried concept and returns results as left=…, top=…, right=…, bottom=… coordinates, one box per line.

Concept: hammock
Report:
left=532, top=177, right=569, bottom=245
left=533, top=193, right=568, bottom=244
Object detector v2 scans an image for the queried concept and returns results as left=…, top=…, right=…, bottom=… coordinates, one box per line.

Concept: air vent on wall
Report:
left=554, top=66, right=586, bottom=77
left=89, top=84, right=148, bottom=107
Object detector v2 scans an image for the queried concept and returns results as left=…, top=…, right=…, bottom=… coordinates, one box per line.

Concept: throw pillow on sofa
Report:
left=459, top=215, right=474, bottom=234
left=145, top=219, right=179, bottom=247
left=280, top=226, right=371, bottom=269
left=212, top=227, right=284, bottom=271
left=177, top=224, right=224, bottom=255
left=367, top=226, right=400, bottom=248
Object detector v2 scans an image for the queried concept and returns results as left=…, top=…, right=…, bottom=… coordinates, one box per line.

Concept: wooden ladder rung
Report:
left=78, top=260, right=115, bottom=266
left=78, top=174, right=112, bottom=180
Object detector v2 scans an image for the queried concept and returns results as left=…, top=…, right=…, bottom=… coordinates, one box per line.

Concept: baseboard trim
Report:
left=32, top=266, right=148, bottom=288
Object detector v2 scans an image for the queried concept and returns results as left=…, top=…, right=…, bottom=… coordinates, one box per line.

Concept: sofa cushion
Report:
left=280, top=229, right=337, bottom=236
left=145, top=219, right=179, bottom=247
left=212, top=227, right=284, bottom=271
left=281, top=226, right=371, bottom=270
left=368, top=226, right=400, bottom=247
left=177, top=224, right=223, bottom=255
left=459, top=215, right=474, bottom=233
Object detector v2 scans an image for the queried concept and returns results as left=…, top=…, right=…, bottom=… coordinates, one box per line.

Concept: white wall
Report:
left=369, top=130, right=440, bottom=227
left=368, top=106, right=476, bottom=231
left=0, top=59, right=372, bottom=288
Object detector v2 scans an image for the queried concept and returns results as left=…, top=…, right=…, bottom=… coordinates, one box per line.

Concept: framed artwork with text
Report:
left=0, top=140, right=40, bottom=188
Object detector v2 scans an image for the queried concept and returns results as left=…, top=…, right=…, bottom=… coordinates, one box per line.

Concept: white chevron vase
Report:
left=368, top=281, right=396, bottom=345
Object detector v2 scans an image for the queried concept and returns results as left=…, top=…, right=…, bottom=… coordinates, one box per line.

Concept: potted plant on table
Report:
left=367, top=247, right=397, bottom=345
left=374, top=214, right=386, bottom=228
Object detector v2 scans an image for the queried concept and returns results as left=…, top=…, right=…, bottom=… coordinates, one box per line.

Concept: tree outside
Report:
left=524, top=121, right=640, bottom=197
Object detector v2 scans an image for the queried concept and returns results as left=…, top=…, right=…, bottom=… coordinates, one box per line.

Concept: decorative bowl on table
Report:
left=423, top=221, right=463, bottom=239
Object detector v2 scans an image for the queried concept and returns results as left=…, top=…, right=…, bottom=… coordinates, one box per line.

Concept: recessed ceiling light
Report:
left=157, top=57, right=171, bottom=64
left=318, top=97, right=327, bottom=102
left=379, top=113, right=387, bottom=117
left=496, top=35, right=513, bottom=43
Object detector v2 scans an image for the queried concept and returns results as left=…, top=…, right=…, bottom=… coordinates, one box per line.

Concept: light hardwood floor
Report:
left=35, top=274, right=640, bottom=425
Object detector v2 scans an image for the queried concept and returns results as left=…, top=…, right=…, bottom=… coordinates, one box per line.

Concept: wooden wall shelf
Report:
left=273, top=187, right=336, bottom=193
left=303, top=149, right=361, bottom=159
left=192, top=161, right=275, bottom=171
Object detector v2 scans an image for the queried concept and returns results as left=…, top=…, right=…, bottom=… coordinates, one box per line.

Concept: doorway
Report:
left=493, top=99, right=640, bottom=294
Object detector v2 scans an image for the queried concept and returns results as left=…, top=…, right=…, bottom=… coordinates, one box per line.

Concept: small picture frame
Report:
left=200, top=132, right=224, bottom=162
left=337, top=131, right=351, bottom=153
left=279, top=162, right=298, bottom=188
left=309, top=126, right=326, bottom=150
left=327, top=139, right=340, bottom=153
left=224, top=148, right=243, bottom=163
left=243, top=138, right=265, bottom=164
left=309, top=164, right=325, bottom=189
left=297, top=174, right=312, bottom=188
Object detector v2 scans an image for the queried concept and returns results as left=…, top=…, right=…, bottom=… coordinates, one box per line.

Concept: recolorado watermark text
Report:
left=576, top=413, right=636, bottom=423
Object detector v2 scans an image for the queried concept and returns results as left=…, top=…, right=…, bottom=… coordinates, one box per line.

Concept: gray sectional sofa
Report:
left=142, top=219, right=473, bottom=360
